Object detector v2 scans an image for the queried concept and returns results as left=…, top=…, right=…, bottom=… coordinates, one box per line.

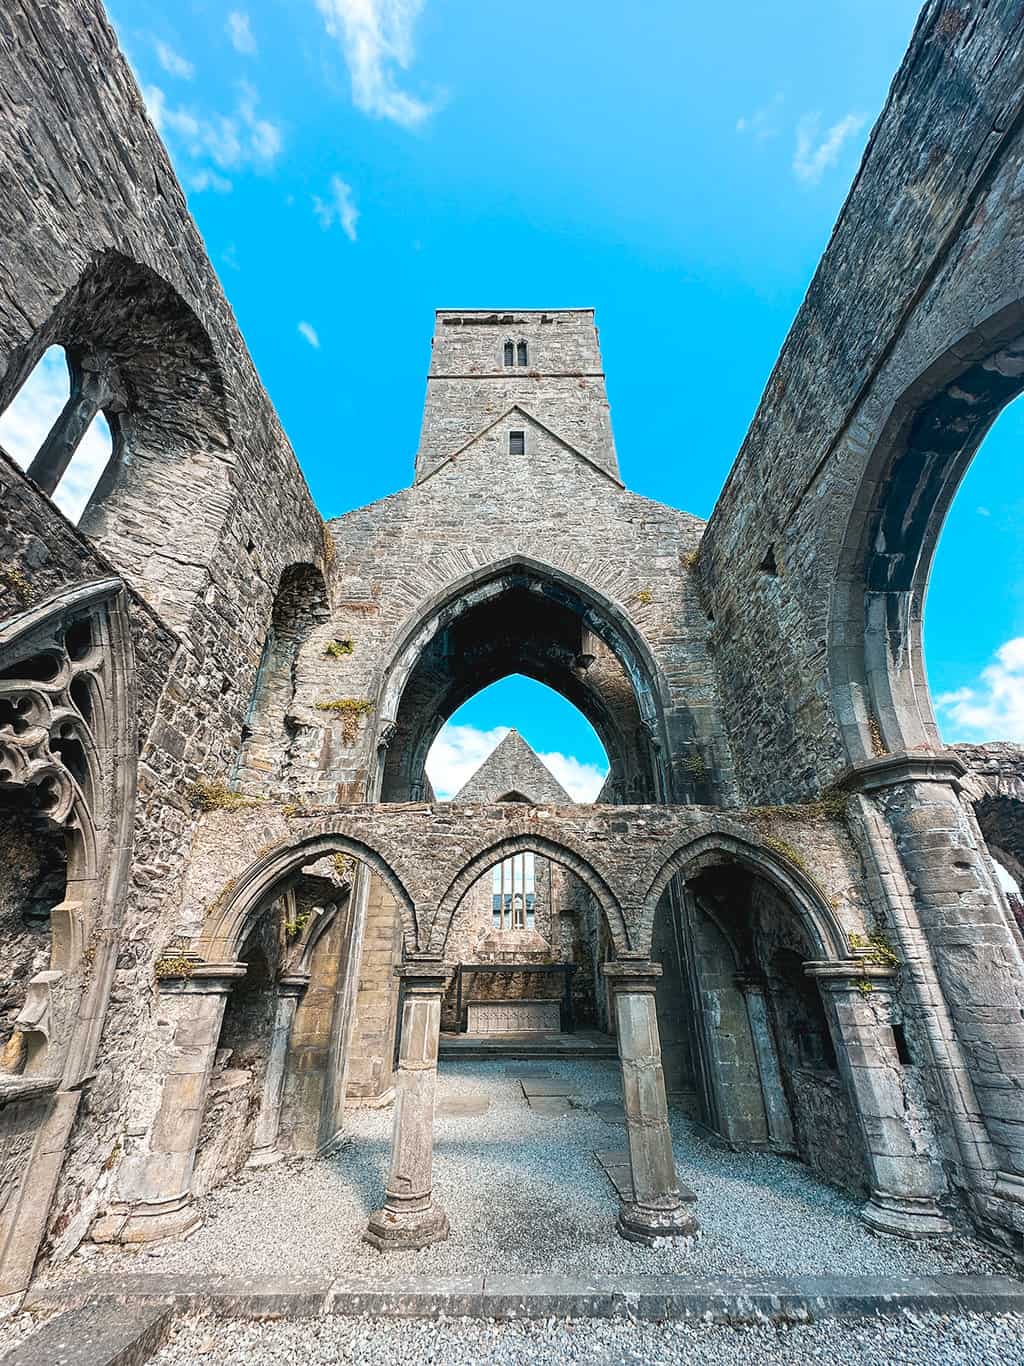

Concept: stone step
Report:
left=22, top=1273, right=1024, bottom=1326
left=439, top=1031, right=618, bottom=1061
left=4, top=1303, right=172, bottom=1366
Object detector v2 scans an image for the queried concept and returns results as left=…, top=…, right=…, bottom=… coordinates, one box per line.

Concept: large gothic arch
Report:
left=829, top=300, right=1024, bottom=765
left=373, top=556, right=674, bottom=803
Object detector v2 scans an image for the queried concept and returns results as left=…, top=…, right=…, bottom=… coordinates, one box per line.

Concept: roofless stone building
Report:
left=2, top=0, right=1024, bottom=1305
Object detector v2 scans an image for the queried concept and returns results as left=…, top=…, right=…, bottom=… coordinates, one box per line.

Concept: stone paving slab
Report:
left=520, top=1078, right=576, bottom=1097
left=595, top=1149, right=634, bottom=1200
left=4, top=1303, right=172, bottom=1365
left=525, top=1096, right=573, bottom=1116
left=437, top=1095, right=489, bottom=1117
left=21, top=1273, right=1024, bottom=1326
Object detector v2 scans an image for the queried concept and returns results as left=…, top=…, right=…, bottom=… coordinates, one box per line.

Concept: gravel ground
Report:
left=46, top=1060, right=1013, bottom=1284
left=149, top=1310, right=1024, bottom=1365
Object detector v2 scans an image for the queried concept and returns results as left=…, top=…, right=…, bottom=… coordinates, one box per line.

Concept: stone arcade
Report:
left=2, top=0, right=1024, bottom=1312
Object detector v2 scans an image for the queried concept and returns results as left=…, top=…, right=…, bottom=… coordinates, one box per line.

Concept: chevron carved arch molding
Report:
left=0, top=575, right=138, bottom=1299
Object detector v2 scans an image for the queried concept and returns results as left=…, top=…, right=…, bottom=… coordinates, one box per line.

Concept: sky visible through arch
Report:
left=3, top=0, right=1022, bottom=782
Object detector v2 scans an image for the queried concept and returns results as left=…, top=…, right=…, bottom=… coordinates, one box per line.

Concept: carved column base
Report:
left=91, top=1194, right=200, bottom=1245
left=364, top=1197, right=449, bottom=1251
left=861, top=1192, right=952, bottom=1239
left=617, top=1196, right=699, bottom=1246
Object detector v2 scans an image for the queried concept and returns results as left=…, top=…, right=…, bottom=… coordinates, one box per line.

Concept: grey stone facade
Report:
left=1, top=0, right=1024, bottom=1306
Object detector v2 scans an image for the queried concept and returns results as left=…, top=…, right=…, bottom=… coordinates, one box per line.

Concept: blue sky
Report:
left=3, top=0, right=1022, bottom=798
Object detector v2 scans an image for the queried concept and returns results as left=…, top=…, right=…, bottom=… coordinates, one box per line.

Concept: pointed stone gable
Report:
left=453, top=729, right=573, bottom=804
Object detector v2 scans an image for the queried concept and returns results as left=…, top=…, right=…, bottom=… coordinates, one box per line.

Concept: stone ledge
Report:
left=4, top=1302, right=172, bottom=1366
left=22, top=1272, right=1024, bottom=1325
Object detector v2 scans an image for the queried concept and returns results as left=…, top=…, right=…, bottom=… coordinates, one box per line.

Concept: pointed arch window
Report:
left=516, top=340, right=528, bottom=367
left=0, top=345, right=116, bottom=524
left=503, top=340, right=515, bottom=366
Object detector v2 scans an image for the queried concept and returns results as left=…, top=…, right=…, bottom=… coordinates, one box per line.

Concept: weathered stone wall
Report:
left=264, top=307, right=737, bottom=807
left=700, top=2, right=1024, bottom=801
left=0, top=0, right=324, bottom=1273
left=344, top=872, right=403, bottom=1102
left=279, top=898, right=355, bottom=1153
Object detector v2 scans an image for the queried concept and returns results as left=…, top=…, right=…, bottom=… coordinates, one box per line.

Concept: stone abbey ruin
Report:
left=2, top=0, right=1024, bottom=1314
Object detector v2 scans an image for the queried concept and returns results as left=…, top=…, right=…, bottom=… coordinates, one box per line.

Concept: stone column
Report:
left=248, top=973, right=308, bottom=1168
left=92, top=964, right=243, bottom=1244
left=365, top=962, right=449, bottom=1251
left=866, top=771, right=1024, bottom=1180
left=604, top=961, right=698, bottom=1244
left=807, top=960, right=951, bottom=1238
left=735, top=974, right=795, bottom=1154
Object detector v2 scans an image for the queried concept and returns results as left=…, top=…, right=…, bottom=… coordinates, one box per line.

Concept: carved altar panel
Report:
left=467, top=999, right=560, bottom=1034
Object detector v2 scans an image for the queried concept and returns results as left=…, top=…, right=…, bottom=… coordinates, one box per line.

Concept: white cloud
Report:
left=227, top=11, right=258, bottom=55
left=298, top=321, right=321, bottom=348
left=793, top=111, right=866, bottom=186
left=0, top=346, right=112, bottom=524
left=536, top=751, right=608, bottom=803
left=142, top=81, right=281, bottom=179
left=424, top=723, right=608, bottom=802
left=426, top=724, right=509, bottom=799
left=154, top=38, right=194, bottom=80
left=736, top=93, right=784, bottom=143
left=314, top=0, right=439, bottom=128
left=935, top=637, right=1024, bottom=742
left=187, top=168, right=233, bottom=193
left=312, top=175, right=360, bottom=240
left=977, top=506, right=992, bottom=517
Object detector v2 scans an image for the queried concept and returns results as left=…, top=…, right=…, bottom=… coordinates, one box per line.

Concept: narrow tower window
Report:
left=517, top=340, right=528, bottom=366
left=509, top=430, right=525, bottom=456
left=503, top=340, right=514, bottom=366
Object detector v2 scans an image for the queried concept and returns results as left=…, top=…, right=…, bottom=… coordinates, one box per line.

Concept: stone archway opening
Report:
left=377, top=561, right=672, bottom=804
left=436, top=837, right=617, bottom=1051
left=661, top=857, right=867, bottom=1196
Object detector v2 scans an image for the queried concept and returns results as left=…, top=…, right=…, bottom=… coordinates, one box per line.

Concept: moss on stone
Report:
left=187, top=779, right=261, bottom=813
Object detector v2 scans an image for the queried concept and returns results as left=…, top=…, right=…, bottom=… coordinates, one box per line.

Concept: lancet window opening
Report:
left=501, top=339, right=529, bottom=368
left=491, top=852, right=535, bottom=930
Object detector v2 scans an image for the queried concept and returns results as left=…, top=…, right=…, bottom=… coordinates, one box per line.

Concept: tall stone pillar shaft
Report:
left=365, top=962, right=449, bottom=1251
left=248, top=973, right=308, bottom=1167
left=603, top=961, right=698, bottom=1244
left=92, top=966, right=242, bottom=1245
left=735, top=975, right=795, bottom=1153
left=808, top=960, right=950, bottom=1237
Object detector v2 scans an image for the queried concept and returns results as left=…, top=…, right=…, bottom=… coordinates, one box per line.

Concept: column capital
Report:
left=396, top=960, right=449, bottom=994
left=804, top=959, right=897, bottom=991
left=836, top=750, right=966, bottom=794
left=157, top=960, right=247, bottom=995
left=277, top=972, right=310, bottom=996
left=602, top=959, right=661, bottom=993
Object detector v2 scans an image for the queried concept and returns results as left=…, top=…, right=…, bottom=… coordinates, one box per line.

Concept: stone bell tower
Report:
left=414, top=308, right=621, bottom=484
